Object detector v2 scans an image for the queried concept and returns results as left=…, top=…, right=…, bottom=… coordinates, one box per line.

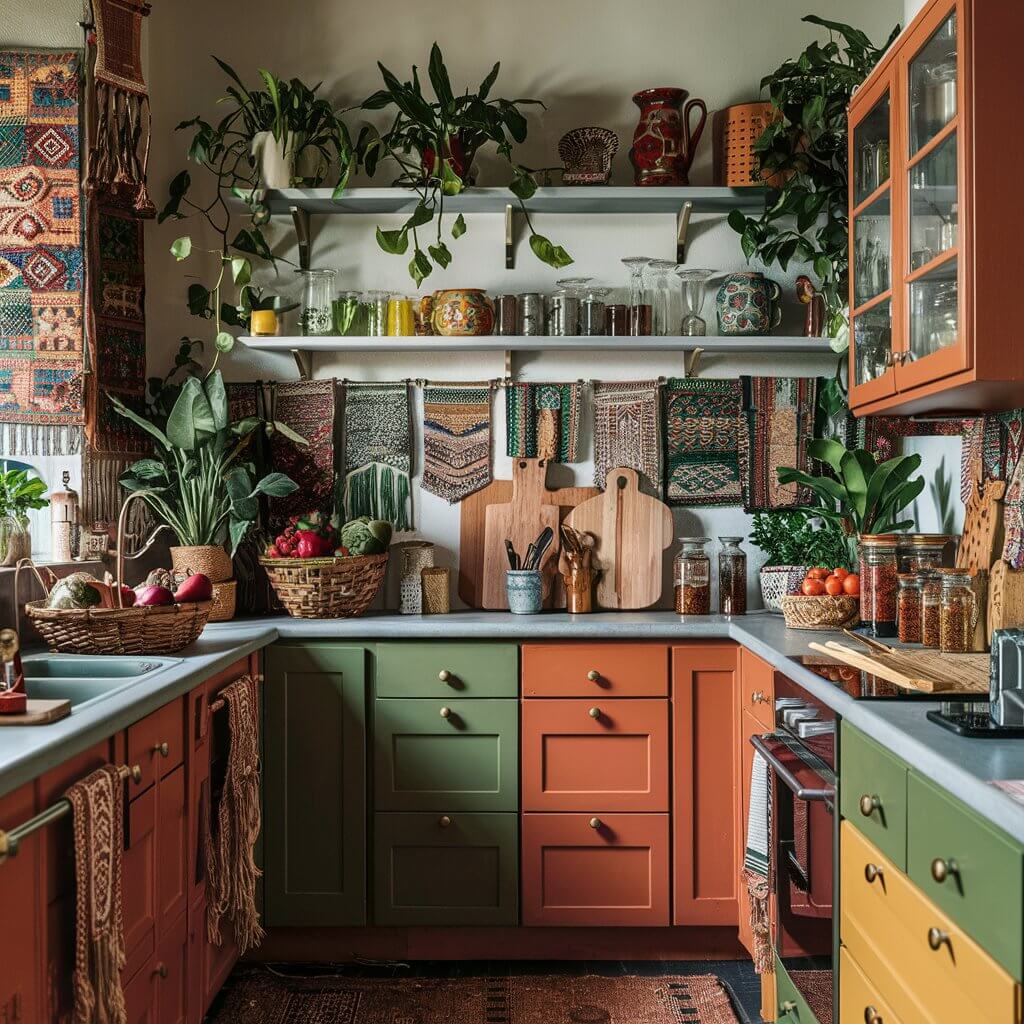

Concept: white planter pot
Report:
left=759, top=565, right=809, bottom=613
left=252, top=131, right=295, bottom=189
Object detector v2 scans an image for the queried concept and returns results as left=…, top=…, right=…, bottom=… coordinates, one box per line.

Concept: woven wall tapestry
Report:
left=663, top=377, right=744, bottom=507
left=506, top=381, right=581, bottom=462
left=0, top=50, right=84, bottom=456
left=960, top=411, right=1023, bottom=499
left=592, top=379, right=661, bottom=492
left=422, top=384, right=492, bottom=503
left=740, top=376, right=819, bottom=511
left=1003, top=452, right=1024, bottom=571
left=342, top=381, right=412, bottom=530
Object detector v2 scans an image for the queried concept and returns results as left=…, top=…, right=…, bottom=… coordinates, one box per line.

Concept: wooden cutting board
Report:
left=958, top=464, right=1006, bottom=573
left=990, top=559, right=1024, bottom=632
left=565, top=467, right=673, bottom=610
left=0, top=698, right=71, bottom=725
left=459, top=464, right=597, bottom=608
left=482, top=458, right=562, bottom=610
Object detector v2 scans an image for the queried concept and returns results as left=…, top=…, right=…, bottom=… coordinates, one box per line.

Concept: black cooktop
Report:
left=789, top=654, right=981, bottom=702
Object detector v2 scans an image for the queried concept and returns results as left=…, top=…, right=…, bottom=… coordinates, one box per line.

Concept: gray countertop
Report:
left=3, top=611, right=1024, bottom=846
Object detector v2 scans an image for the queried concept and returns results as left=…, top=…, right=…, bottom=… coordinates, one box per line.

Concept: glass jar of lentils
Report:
left=859, top=534, right=901, bottom=637
left=920, top=570, right=941, bottom=647
left=675, top=537, right=711, bottom=615
left=896, top=573, right=922, bottom=643
left=897, top=533, right=958, bottom=573
left=938, top=568, right=975, bottom=653
left=717, top=536, right=747, bottom=616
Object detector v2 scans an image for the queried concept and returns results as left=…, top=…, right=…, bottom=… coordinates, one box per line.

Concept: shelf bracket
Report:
left=684, top=346, right=704, bottom=379
left=676, top=200, right=693, bottom=264
left=504, top=349, right=513, bottom=380
left=290, top=205, right=312, bottom=271
left=505, top=203, right=516, bottom=270
left=290, top=349, right=313, bottom=380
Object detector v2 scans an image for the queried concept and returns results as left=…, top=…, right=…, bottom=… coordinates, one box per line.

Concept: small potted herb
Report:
left=0, top=466, right=48, bottom=566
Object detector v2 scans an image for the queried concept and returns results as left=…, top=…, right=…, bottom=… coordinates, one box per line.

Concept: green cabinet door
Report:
left=374, top=698, right=518, bottom=812
left=373, top=811, right=518, bottom=926
left=376, top=642, right=518, bottom=698
left=263, top=643, right=367, bottom=926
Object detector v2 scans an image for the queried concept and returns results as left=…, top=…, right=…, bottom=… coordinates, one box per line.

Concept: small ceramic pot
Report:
left=759, top=565, right=810, bottom=613
left=251, top=131, right=295, bottom=189
left=431, top=289, right=495, bottom=336
left=506, top=569, right=543, bottom=615
left=717, top=271, right=783, bottom=336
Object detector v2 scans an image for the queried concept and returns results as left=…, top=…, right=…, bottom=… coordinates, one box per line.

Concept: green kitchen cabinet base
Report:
left=908, top=771, right=1024, bottom=979
left=774, top=954, right=824, bottom=1024
left=373, top=812, right=518, bottom=926
left=840, top=723, right=908, bottom=869
left=374, top=698, right=519, bottom=812
left=376, top=643, right=519, bottom=698
left=263, top=643, right=367, bottom=926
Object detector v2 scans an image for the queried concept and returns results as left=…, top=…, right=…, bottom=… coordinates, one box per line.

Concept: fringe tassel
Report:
left=343, top=462, right=411, bottom=530
left=0, top=424, right=83, bottom=458
left=744, top=869, right=773, bottom=975
left=81, top=448, right=149, bottom=540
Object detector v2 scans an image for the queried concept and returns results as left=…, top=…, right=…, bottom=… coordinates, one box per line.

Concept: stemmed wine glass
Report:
left=646, top=259, right=678, bottom=336
left=673, top=268, right=715, bottom=336
left=621, top=256, right=652, bottom=336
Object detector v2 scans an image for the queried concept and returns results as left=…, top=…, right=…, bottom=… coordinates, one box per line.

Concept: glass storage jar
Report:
left=937, top=568, right=974, bottom=653
left=859, top=534, right=901, bottom=637
left=897, top=533, right=958, bottom=572
left=920, top=570, right=941, bottom=647
left=675, top=537, right=711, bottom=615
left=717, top=536, right=747, bottom=616
left=896, top=573, right=922, bottom=643
left=297, top=268, right=336, bottom=336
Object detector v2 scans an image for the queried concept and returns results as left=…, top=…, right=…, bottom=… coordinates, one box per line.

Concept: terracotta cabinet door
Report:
left=521, top=643, right=669, bottom=697
left=672, top=643, right=740, bottom=926
left=154, top=912, right=189, bottom=1024
left=521, top=698, right=668, bottom=812
left=123, top=783, right=158, bottom=982
left=157, top=764, right=187, bottom=930
left=521, top=812, right=670, bottom=926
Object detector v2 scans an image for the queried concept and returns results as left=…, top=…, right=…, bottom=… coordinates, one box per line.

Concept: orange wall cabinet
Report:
left=848, top=0, right=1024, bottom=416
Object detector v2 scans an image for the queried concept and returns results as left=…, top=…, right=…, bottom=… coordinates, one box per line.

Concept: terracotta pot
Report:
left=629, top=87, right=707, bottom=187
left=431, top=289, right=494, bottom=336
left=170, top=544, right=233, bottom=583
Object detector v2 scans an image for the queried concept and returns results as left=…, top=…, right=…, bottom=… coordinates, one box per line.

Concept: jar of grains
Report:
left=896, top=573, right=922, bottom=643
left=897, top=533, right=958, bottom=573
left=920, top=571, right=941, bottom=647
left=675, top=537, right=711, bottom=615
left=937, top=568, right=975, bottom=653
left=717, top=536, right=747, bottom=616
left=859, top=534, right=901, bottom=637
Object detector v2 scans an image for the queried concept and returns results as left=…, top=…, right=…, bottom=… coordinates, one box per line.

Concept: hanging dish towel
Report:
left=743, top=751, right=773, bottom=976
left=506, top=381, right=582, bottom=463
left=342, top=381, right=412, bottom=530
left=592, top=379, right=661, bottom=493
left=663, top=377, right=743, bottom=506
left=421, top=384, right=492, bottom=503
left=206, top=675, right=264, bottom=956
left=65, top=764, right=127, bottom=1024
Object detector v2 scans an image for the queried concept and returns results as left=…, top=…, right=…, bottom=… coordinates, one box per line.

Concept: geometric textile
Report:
left=421, top=384, right=492, bottom=503
left=592, top=379, right=661, bottom=493
left=505, top=381, right=582, bottom=463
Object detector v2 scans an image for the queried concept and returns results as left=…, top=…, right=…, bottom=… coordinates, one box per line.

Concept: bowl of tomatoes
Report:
left=780, top=566, right=860, bottom=630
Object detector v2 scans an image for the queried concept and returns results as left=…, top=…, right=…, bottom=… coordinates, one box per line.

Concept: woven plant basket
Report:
left=208, top=579, right=237, bottom=622
left=259, top=552, right=388, bottom=618
left=781, top=594, right=860, bottom=631
left=170, top=544, right=233, bottom=582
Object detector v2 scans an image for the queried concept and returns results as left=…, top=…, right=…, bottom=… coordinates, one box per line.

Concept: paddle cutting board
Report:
left=565, top=467, right=673, bottom=610
left=0, top=698, right=71, bottom=725
left=807, top=641, right=989, bottom=694
left=482, top=458, right=561, bottom=610
left=990, top=559, right=1024, bottom=632
left=958, top=465, right=1006, bottom=573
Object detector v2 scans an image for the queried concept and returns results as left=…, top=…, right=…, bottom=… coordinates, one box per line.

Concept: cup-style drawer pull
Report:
left=586, top=670, right=600, bottom=682
left=152, top=741, right=169, bottom=757
left=439, top=706, right=452, bottom=719
left=438, top=815, right=452, bottom=828
left=438, top=669, right=453, bottom=683
left=859, top=794, right=881, bottom=817
left=864, top=863, right=883, bottom=884
left=589, top=817, right=602, bottom=829
left=588, top=706, right=601, bottom=719
left=928, top=927, right=950, bottom=951
left=864, top=1007, right=882, bottom=1024
left=931, top=857, right=958, bottom=883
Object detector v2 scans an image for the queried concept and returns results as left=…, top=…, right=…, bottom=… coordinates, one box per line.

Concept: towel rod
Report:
left=0, top=762, right=142, bottom=865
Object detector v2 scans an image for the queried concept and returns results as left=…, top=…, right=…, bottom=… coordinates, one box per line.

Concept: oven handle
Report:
left=750, top=734, right=835, bottom=803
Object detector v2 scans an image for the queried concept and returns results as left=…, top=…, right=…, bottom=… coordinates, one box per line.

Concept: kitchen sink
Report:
left=18, top=654, right=180, bottom=711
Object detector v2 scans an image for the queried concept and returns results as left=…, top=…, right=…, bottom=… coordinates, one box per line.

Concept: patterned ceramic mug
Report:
left=431, top=288, right=495, bottom=336
left=716, top=272, right=783, bottom=336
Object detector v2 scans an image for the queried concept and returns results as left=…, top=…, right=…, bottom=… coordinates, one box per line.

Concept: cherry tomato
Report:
left=832, top=566, right=849, bottom=579
left=807, top=567, right=831, bottom=580
left=842, top=573, right=861, bottom=596
left=824, top=575, right=844, bottom=596
left=802, top=578, right=826, bottom=596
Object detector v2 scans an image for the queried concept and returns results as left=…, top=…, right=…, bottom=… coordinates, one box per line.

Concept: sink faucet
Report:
left=0, top=628, right=26, bottom=714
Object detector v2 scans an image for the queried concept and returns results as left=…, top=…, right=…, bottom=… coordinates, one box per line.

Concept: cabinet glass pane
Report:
left=853, top=300, right=893, bottom=386
left=909, top=11, right=957, bottom=155
left=909, top=257, right=958, bottom=361
left=853, top=93, right=890, bottom=205
left=853, top=193, right=891, bottom=307
left=909, top=130, right=958, bottom=268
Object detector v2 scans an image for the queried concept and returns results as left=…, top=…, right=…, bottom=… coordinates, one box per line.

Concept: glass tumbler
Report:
left=363, top=290, right=390, bottom=337
left=297, top=268, right=336, bottom=336
left=647, top=259, right=677, bottom=336
left=622, top=256, right=652, bottom=336
left=387, top=296, right=415, bottom=336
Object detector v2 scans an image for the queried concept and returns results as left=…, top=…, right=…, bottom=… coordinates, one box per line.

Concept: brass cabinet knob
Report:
left=152, top=742, right=169, bottom=758
left=780, top=1001, right=797, bottom=1013
left=864, top=1007, right=882, bottom=1024
left=588, top=706, right=601, bottom=719
left=439, top=706, right=452, bottom=719
left=751, top=690, right=767, bottom=704
left=864, top=863, right=883, bottom=884
left=438, top=815, right=452, bottom=828
left=859, top=794, right=880, bottom=817
left=928, top=927, right=950, bottom=951
left=438, top=669, right=452, bottom=683
left=130, top=765, right=142, bottom=784
left=152, top=962, right=168, bottom=979
left=931, top=857, right=957, bottom=883
left=589, top=817, right=602, bottom=829
left=586, top=670, right=600, bottom=682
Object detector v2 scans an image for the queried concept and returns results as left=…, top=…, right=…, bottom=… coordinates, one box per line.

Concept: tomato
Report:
left=832, top=566, right=849, bottom=579
left=802, top=578, right=826, bottom=596
left=806, top=567, right=830, bottom=580
left=824, top=575, right=844, bottom=596
left=842, top=573, right=860, bottom=596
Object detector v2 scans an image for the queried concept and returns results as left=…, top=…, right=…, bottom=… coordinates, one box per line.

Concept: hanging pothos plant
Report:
left=356, top=43, right=571, bottom=286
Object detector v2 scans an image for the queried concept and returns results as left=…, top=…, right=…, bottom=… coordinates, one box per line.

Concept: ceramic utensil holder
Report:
left=563, top=569, right=594, bottom=613
left=400, top=542, right=435, bottom=615
left=506, top=569, right=543, bottom=614
left=421, top=567, right=450, bottom=614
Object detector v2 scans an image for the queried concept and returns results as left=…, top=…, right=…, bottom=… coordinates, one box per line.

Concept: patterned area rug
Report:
left=210, top=970, right=741, bottom=1024
left=788, top=970, right=832, bottom=1024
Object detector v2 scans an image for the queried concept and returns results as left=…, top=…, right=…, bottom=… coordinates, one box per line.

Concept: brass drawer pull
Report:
left=751, top=690, right=768, bottom=704
left=588, top=706, right=601, bottom=720
left=439, top=706, right=452, bottom=719
left=152, top=742, right=169, bottom=758
left=129, top=764, right=142, bottom=784
left=438, top=815, right=452, bottom=828
left=438, top=669, right=453, bottom=683
left=859, top=794, right=881, bottom=817
left=589, top=817, right=602, bottom=829
left=864, top=863, right=883, bottom=884
left=586, top=670, right=600, bottom=682
left=931, top=857, right=958, bottom=883
left=152, top=962, right=168, bottom=979
left=864, top=1007, right=882, bottom=1024
left=928, top=927, right=950, bottom=952
left=780, top=1001, right=797, bottom=1013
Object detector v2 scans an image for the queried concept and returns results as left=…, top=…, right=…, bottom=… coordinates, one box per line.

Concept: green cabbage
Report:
left=47, top=573, right=102, bottom=609
left=340, top=517, right=392, bottom=555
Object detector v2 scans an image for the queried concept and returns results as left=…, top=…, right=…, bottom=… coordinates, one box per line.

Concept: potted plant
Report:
left=0, top=466, right=48, bottom=566
left=109, top=371, right=301, bottom=581
left=356, top=43, right=571, bottom=285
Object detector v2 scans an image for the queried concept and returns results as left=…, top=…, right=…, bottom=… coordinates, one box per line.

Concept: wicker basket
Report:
left=713, top=101, right=786, bottom=188
left=170, top=544, right=233, bottom=583
left=208, top=579, right=237, bottom=622
left=259, top=552, right=389, bottom=618
left=781, top=594, right=860, bottom=631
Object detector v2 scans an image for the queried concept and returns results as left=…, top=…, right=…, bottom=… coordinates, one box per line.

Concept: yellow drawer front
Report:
left=840, top=946, right=906, bottom=1024
left=841, top=821, right=1020, bottom=1024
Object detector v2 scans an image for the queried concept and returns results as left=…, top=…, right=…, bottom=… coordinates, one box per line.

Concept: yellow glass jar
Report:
left=387, top=297, right=415, bottom=337
left=249, top=309, right=279, bottom=337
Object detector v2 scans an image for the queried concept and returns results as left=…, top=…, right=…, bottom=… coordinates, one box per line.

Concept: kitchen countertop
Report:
left=3, top=611, right=1024, bottom=847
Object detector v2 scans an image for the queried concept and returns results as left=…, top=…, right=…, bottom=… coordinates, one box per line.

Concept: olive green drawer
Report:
left=908, top=772, right=1024, bottom=979
left=375, top=642, right=518, bottom=698
left=774, top=954, right=824, bottom=1024
left=373, top=698, right=518, bottom=812
left=840, top=723, right=908, bottom=869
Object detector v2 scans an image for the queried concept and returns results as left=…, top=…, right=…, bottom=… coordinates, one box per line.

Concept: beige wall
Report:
left=2, top=0, right=82, bottom=49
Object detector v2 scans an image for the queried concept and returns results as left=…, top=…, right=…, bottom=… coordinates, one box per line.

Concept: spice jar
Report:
left=859, top=534, right=900, bottom=637
left=718, top=536, right=747, bottom=616
left=675, top=537, right=711, bottom=615
left=897, top=533, right=958, bottom=573
left=938, top=568, right=974, bottom=653
left=896, top=573, right=922, bottom=643
left=920, top=570, right=941, bottom=647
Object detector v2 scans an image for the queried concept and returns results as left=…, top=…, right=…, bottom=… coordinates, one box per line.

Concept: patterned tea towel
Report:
left=66, top=764, right=127, bottom=1024
left=506, top=381, right=582, bottom=462
left=592, top=379, right=661, bottom=492
left=741, top=376, right=819, bottom=511
left=422, top=384, right=492, bottom=503
left=342, top=381, right=412, bottom=530
left=663, top=377, right=743, bottom=506
left=743, top=751, right=772, bottom=976
left=0, top=50, right=85, bottom=455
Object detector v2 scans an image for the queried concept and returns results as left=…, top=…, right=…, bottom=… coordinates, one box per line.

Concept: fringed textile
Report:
left=505, top=381, right=582, bottom=463
left=592, top=379, right=661, bottom=493
left=421, top=384, right=492, bottom=503
left=1004, top=452, right=1024, bottom=570
left=743, top=750, right=772, bottom=976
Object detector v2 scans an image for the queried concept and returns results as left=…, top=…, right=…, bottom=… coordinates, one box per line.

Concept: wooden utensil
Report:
left=0, top=698, right=71, bottom=726
left=565, top=467, right=673, bottom=610
left=958, top=462, right=1006, bottom=573
left=990, top=559, right=1024, bottom=632
left=482, top=459, right=561, bottom=609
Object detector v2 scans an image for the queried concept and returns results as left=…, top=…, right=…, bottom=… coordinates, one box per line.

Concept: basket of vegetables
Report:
left=780, top=567, right=860, bottom=630
left=258, top=513, right=392, bottom=618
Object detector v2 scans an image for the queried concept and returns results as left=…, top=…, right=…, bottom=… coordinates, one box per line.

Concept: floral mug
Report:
left=716, top=272, right=783, bottom=336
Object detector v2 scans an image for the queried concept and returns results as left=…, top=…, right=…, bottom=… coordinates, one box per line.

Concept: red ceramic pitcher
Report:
left=629, top=87, right=707, bottom=186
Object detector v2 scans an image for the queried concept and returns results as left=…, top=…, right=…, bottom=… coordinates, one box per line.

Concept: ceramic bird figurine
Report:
left=796, top=274, right=825, bottom=337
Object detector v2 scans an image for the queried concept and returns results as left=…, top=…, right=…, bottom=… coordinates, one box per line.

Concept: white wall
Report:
left=141, top=0, right=903, bottom=609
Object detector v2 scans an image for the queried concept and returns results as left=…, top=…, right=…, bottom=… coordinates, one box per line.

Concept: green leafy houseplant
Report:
left=357, top=43, right=571, bottom=285
left=109, top=371, right=301, bottom=556
left=749, top=510, right=852, bottom=569
left=0, top=466, right=48, bottom=530
left=728, top=15, right=899, bottom=347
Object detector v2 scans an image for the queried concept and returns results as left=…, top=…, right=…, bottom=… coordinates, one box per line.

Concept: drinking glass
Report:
left=297, top=269, right=336, bottom=336
left=673, top=268, right=714, bottom=336
left=646, top=260, right=677, bottom=336
left=387, top=296, right=415, bottom=336
left=363, top=290, right=390, bottom=337
left=553, top=277, right=591, bottom=336
left=581, top=286, right=611, bottom=336
left=621, top=256, right=652, bottom=336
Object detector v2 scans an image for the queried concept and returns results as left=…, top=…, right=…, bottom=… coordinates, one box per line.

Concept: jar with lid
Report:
left=920, top=570, right=941, bottom=647
left=859, top=534, right=900, bottom=637
left=937, top=568, right=974, bottom=653
left=897, top=533, right=958, bottom=573
left=896, top=573, right=922, bottom=643
left=718, top=536, right=746, bottom=616
left=297, top=268, right=336, bottom=336
left=675, top=537, right=711, bottom=615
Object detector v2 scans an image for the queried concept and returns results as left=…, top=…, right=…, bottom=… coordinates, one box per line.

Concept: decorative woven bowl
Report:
left=780, top=594, right=860, bottom=631
left=759, top=565, right=810, bottom=613
left=208, top=580, right=237, bottom=622
left=259, top=552, right=388, bottom=618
